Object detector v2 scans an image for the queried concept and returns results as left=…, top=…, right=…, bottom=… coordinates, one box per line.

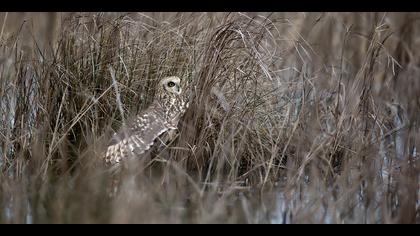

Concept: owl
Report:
left=104, top=76, right=188, bottom=165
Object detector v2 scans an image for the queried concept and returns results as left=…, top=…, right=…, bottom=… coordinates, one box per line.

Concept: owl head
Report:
left=160, top=76, right=182, bottom=95
left=155, top=76, right=185, bottom=109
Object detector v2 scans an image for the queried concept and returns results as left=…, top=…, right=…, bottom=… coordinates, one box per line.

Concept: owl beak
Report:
left=175, top=85, right=182, bottom=95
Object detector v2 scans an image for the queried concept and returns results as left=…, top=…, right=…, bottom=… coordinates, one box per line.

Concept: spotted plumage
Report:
left=104, top=76, right=188, bottom=165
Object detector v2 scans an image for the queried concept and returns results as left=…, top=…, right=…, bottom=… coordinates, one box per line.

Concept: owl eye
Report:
left=167, top=81, right=176, bottom=87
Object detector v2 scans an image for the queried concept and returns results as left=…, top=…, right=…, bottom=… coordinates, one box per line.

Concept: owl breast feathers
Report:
left=104, top=76, right=188, bottom=165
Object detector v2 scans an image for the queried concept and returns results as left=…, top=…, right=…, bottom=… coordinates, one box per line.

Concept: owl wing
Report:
left=104, top=111, right=169, bottom=165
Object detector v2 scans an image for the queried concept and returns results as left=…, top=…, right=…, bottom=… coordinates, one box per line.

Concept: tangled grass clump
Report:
left=0, top=12, right=419, bottom=223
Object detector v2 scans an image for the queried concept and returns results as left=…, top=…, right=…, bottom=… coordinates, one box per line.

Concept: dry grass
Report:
left=0, top=12, right=419, bottom=223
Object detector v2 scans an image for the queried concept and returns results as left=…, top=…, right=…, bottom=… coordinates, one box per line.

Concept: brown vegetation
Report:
left=0, top=12, right=419, bottom=223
